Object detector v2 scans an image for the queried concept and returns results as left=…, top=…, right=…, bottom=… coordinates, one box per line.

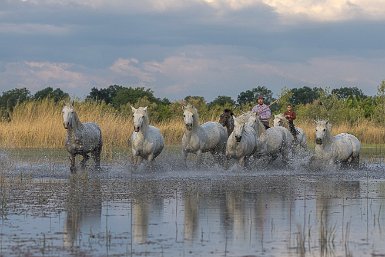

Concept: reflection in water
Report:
left=64, top=172, right=102, bottom=248
left=224, top=191, right=248, bottom=243
left=183, top=192, right=199, bottom=241
left=2, top=167, right=385, bottom=257
left=314, top=180, right=361, bottom=257
left=132, top=198, right=149, bottom=244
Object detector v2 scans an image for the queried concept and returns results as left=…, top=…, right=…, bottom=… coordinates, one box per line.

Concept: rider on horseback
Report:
left=252, top=95, right=271, bottom=130
left=284, top=104, right=297, bottom=141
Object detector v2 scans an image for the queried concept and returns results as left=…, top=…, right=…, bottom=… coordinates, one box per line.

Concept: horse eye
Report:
left=323, top=129, right=326, bottom=131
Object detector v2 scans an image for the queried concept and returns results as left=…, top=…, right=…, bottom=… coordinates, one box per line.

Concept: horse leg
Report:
left=196, top=150, right=203, bottom=168
left=80, top=153, right=90, bottom=169
left=244, top=156, right=251, bottom=169
left=69, top=154, right=76, bottom=173
left=93, top=145, right=102, bottom=170
left=348, top=154, right=360, bottom=169
left=281, top=148, right=290, bottom=166
left=239, top=156, right=245, bottom=168
left=352, top=154, right=360, bottom=168
left=182, top=149, right=188, bottom=168
left=211, top=150, right=224, bottom=168
left=133, top=155, right=143, bottom=166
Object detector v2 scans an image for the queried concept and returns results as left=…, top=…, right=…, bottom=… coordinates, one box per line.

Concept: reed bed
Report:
left=0, top=100, right=384, bottom=157
left=297, top=120, right=385, bottom=145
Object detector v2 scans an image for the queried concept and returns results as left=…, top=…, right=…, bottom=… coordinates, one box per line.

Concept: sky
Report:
left=1, top=0, right=385, bottom=102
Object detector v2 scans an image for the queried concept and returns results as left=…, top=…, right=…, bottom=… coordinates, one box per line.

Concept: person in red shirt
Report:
left=284, top=104, right=297, bottom=140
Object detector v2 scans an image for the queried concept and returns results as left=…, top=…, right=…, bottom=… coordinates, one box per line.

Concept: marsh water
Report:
left=0, top=147, right=385, bottom=257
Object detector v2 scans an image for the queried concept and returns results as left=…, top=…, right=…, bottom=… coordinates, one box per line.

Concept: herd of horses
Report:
left=62, top=102, right=361, bottom=172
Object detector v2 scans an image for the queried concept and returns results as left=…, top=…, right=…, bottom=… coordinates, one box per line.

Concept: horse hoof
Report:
left=70, top=167, right=76, bottom=173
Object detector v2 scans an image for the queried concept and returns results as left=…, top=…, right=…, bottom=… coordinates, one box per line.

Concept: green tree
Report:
left=112, top=86, right=160, bottom=109
left=34, top=87, right=69, bottom=102
left=86, top=85, right=122, bottom=104
left=373, top=80, right=385, bottom=123
left=290, top=86, right=322, bottom=105
left=0, top=88, right=31, bottom=121
left=208, top=96, right=235, bottom=108
left=0, top=88, right=30, bottom=110
left=331, top=86, right=366, bottom=99
left=237, top=86, right=273, bottom=106
left=86, top=85, right=164, bottom=109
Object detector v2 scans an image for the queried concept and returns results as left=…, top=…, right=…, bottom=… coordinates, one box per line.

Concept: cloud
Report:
left=262, top=0, right=385, bottom=22
left=0, top=0, right=384, bottom=101
left=0, top=61, right=108, bottom=96
left=109, top=58, right=155, bottom=83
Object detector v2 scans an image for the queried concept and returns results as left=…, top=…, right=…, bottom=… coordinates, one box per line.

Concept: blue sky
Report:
left=1, top=0, right=384, bottom=101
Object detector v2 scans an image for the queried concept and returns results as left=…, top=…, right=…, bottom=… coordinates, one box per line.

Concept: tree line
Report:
left=0, top=82, right=384, bottom=125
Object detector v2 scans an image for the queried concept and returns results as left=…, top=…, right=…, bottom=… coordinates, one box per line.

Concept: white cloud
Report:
left=262, top=0, right=385, bottom=22
left=0, top=61, right=106, bottom=95
left=0, top=52, right=382, bottom=101
left=109, top=58, right=155, bottom=83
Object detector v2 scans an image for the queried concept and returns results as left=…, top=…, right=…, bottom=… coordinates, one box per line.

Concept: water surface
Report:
left=0, top=147, right=384, bottom=257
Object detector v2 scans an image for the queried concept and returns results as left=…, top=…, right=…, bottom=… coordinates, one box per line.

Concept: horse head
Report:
left=62, top=104, right=75, bottom=129
left=233, top=115, right=248, bottom=143
left=182, top=104, right=197, bottom=131
left=315, top=120, right=331, bottom=145
left=219, top=109, right=234, bottom=133
left=131, top=106, right=148, bottom=132
left=273, top=114, right=284, bottom=127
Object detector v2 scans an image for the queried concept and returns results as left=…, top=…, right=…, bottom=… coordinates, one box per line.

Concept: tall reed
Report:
left=0, top=100, right=383, bottom=157
left=297, top=120, right=385, bottom=145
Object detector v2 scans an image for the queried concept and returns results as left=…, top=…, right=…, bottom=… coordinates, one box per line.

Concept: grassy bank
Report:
left=0, top=100, right=384, bottom=157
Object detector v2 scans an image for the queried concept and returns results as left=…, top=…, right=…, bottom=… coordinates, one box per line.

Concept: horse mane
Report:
left=254, top=115, right=266, bottom=136
left=235, top=112, right=251, bottom=125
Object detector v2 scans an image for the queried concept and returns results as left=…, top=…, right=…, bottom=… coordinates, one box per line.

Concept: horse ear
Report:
left=143, top=106, right=148, bottom=111
left=326, top=120, right=332, bottom=129
left=131, top=105, right=136, bottom=112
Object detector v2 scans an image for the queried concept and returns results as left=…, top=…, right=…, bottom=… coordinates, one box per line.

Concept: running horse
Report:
left=130, top=106, right=164, bottom=167
left=273, top=114, right=307, bottom=149
left=62, top=102, right=103, bottom=172
left=309, top=120, right=361, bottom=169
left=182, top=104, right=228, bottom=167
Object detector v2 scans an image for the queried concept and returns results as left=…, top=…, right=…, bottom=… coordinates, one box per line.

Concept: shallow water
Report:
left=0, top=147, right=385, bottom=257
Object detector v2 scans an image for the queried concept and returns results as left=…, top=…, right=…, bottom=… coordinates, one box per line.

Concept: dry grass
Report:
left=0, top=100, right=384, bottom=157
left=0, top=100, right=185, bottom=157
left=297, top=120, right=385, bottom=145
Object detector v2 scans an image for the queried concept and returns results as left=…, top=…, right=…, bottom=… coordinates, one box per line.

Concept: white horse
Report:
left=62, top=102, right=103, bottom=172
left=309, top=120, right=361, bottom=169
left=273, top=114, right=307, bottom=149
left=130, top=106, right=164, bottom=166
left=247, top=112, right=293, bottom=164
left=182, top=104, right=228, bottom=167
left=226, top=113, right=257, bottom=167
